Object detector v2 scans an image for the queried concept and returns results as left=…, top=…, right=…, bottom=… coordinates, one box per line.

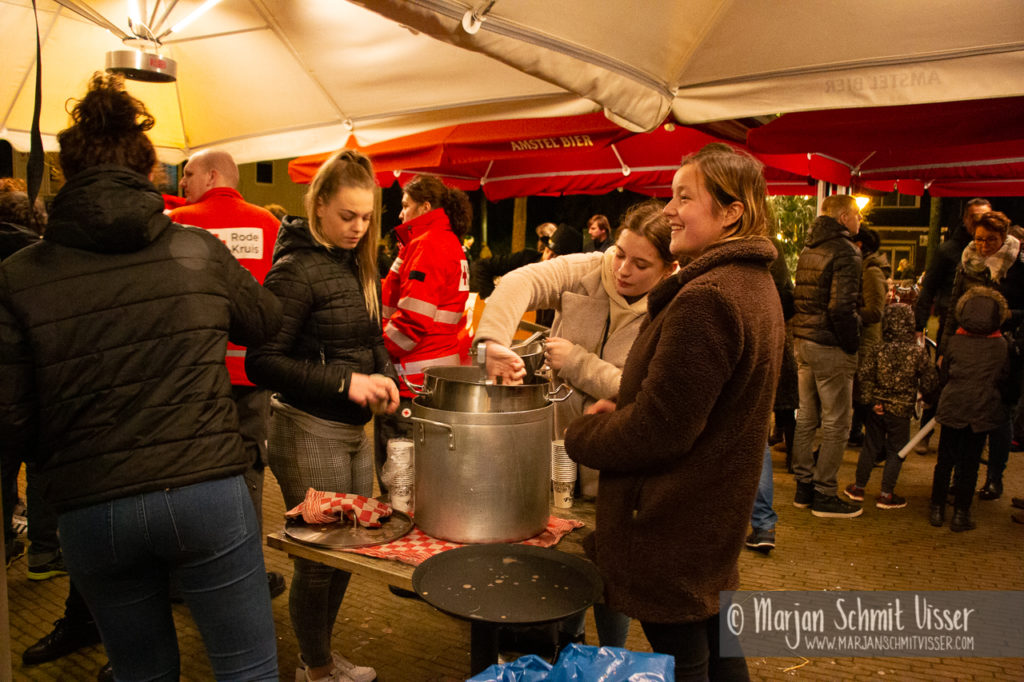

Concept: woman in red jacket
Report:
left=375, top=174, right=472, bottom=490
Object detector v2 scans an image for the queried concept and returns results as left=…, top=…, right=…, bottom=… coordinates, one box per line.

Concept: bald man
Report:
left=170, top=150, right=285, bottom=598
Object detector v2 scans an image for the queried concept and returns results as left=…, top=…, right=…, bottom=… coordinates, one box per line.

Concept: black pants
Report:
left=931, top=425, right=986, bottom=510
left=641, top=613, right=750, bottom=682
left=855, top=411, right=910, bottom=493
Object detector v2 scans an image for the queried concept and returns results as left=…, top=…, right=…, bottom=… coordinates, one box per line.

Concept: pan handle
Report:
left=400, top=373, right=429, bottom=396
left=410, top=416, right=455, bottom=450
left=546, top=383, right=574, bottom=403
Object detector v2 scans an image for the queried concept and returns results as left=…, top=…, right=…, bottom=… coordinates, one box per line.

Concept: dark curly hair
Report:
left=402, top=174, right=472, bottom=238
left=0, top=191, right=47, bottom=232
left=57, top=73, right=157, bottom=179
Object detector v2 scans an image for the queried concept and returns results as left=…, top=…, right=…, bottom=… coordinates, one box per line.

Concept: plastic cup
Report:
left=551, top=440, right=576, bottom=483
left=552, top=481, right=574, bottom=508
left=391, top=484, right=414, bottom=513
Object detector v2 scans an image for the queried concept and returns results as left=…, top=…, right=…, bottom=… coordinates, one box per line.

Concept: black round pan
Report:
left=412, top=544, right=603, bottom=625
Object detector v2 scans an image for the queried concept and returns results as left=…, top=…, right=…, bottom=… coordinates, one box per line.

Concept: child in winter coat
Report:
left=929, top=287, right=1015, bottom=531
left=844, top=303, right=938, bottom=509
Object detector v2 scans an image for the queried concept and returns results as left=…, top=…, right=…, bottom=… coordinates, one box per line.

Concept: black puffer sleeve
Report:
left=245, top=255, right=353, bottom=400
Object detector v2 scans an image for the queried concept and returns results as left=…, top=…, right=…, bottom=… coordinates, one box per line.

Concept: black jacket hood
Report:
left=44, top=165, right=169, bottom=253
left=805, top=215, right=855, bottom=248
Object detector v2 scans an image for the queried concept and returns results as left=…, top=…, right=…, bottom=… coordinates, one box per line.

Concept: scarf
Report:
left=962, top=233, right=1020, bottom=283
left=599, top=247, right=649, bottom=336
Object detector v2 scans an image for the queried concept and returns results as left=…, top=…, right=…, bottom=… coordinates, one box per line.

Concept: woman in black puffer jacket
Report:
left=245, top=150, right=398, bottom=682
left=0, top=74, right=282, bottom=680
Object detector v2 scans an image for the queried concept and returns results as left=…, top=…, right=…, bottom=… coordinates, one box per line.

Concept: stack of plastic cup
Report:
left=385, top=438, right=415, bottom=513
left=550, top=439, right=576, bottom=508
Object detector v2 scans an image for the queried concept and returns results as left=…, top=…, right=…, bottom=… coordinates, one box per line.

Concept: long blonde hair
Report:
left=305, top=149, right=381, bottom=321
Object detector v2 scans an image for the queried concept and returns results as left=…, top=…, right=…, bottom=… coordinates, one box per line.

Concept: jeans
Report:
left=641, top=613, right=750, bottom=682
left=792, top=339, right=858, bottom=496
left=751, top=444, right=777, bottom=532
left=58, top=475, right=278, bottom=681
left=931, top=425, right=987, bottom=510
left=855, top=411, right=911, bottom=494
left=560, top=602, right=632, bottom=648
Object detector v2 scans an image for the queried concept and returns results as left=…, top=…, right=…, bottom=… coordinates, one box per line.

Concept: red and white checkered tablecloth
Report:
left=344, top=516, right=584, bottom=567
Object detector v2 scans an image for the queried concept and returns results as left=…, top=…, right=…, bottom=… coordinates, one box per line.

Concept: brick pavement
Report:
left=6, top=430, right=1024, bottom=681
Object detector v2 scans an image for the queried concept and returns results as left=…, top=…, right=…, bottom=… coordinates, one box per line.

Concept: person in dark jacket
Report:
left=911, top=197, right=991, bottom=453
left=849, top=227, right=888, bottom=447
left=0, top=188, right=105, bottom=671
left=844, top=303, right=939, bottom=510
left=790, top=194, right=864, bottom=519
left=939, top=210, right=1024, bottom=502
left=469, top=247, right=543, bottom=299
left=0, top=188, right=44, bottom=552
left=586, top=213, right=612, bottom=252
left=930, top=287, right=1015, bottom=531
left=245, top=149, right=398, bottom=682
left=0, top=74, right=282, bottom=680
left=566, top=143, right=784, bottom=680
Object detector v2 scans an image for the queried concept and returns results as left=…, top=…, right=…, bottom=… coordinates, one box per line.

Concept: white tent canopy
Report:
left=4, top=0, right=1023, bottom=165
left=361, top=0, right=1024, bottom=132
left=0, top=0, right=601, bottom=164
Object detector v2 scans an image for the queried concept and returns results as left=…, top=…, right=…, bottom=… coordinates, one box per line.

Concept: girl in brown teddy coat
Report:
left=566, top=144, right=783, bottom=681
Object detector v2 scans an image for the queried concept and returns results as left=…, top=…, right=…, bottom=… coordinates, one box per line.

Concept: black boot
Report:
left=950, top=508, right=976, bottom=532
left=929, top=504, right=945, bottom=527
left=23, top=617, right=102, bottom=665
left=978, top=479, right=1002, bottom=501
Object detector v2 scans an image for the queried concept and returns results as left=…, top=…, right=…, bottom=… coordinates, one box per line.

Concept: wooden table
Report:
left=266, top=499, right=597, bottom=673
left=267, top=499, right=595, bottom=589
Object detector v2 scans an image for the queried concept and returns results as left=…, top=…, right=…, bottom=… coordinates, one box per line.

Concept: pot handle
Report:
left=400, top=373, right=429, bottom=396
left=410, top=416, right=455, bottom=450
left=546, top=383, right=574, bottom=402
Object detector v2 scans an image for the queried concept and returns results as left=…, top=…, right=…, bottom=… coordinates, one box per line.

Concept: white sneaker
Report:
left=331, top=652, right=376, bottom=682
left=296, top=653, right=376, bottom=682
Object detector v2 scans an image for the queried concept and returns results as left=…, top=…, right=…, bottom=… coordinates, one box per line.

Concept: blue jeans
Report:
left=751, top=444, right=777, bottom=532
left=58, top=475, right=278, bottom=681
left=792, top=339, right=858, bottom=496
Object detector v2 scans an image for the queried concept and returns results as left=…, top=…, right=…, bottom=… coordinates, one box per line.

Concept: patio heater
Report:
left=56, top=0, right=224, bottom=83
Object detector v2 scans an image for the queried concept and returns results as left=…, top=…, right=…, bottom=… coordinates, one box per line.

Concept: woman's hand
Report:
left=585, top=399, right=617, bottom=415
left=348, top=373, right=399, bottom=414
left=484, top=342, right=526, bottom=384
left=544, top=337, right=573, bottom=371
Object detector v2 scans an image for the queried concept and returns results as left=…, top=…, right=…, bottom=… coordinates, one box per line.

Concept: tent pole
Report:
left=512, top=197, right=527, bottom=254
left=924, top=196, right=942, bottom=271
left=478, top=193, right=491, bottom=258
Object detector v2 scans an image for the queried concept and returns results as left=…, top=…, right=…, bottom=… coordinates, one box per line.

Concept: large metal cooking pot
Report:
left=411, top=398, right=553, bottom=543
left=405, top=365, right=571, bottom=413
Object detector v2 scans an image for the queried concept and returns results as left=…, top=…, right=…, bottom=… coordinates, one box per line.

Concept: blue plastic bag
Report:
left=468, top=644, right=674, bottom=681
